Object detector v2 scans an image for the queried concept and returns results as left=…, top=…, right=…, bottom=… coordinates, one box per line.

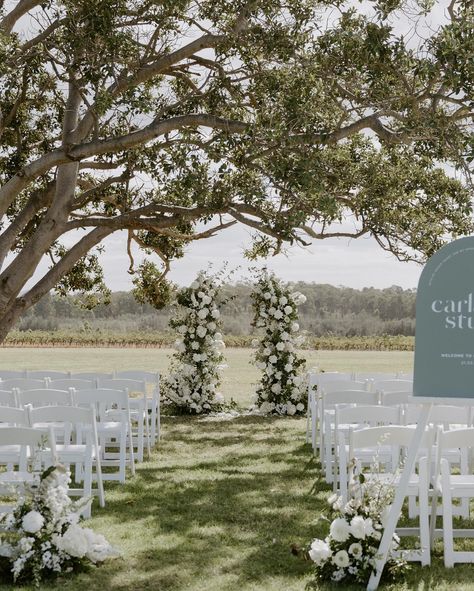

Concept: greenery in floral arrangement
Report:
left=162, top=269, right=228, bottom=414
left=250, top=271, right=307, bottom=415
left=306, top=475, right=409, bottom=586
left=0, top=464, right=118, bottom=586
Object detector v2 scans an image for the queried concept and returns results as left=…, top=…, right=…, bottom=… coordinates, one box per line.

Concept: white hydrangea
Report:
left=21, top=511, right=44, bottom=534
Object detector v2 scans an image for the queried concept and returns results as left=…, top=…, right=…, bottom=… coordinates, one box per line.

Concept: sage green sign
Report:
left=414, top=236, right=474, bottom=398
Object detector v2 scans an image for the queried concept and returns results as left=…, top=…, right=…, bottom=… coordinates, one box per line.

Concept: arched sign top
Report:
left=414, top=235, right=474, bottom=399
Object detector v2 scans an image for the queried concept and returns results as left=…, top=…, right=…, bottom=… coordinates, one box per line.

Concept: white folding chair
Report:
left=306, top=372, right=353, bottom=446
left=73, top=389, right=135, bottom=483
left=432, top=427, right=474, bottom=565
left=319, top=388, right=377, bottom=483
left=0, top=406, right=29, bottom=426
left=340, top=425, right=434, bottom=566
left=99, top=378, right=150, bottom=461
left=353, top=372, right=398, bottom=382
left=114, top=371, right=161, bottom=444
left=26, top=370, right=71, bottom=380
left=333, top=404, right=402, bottom=493
left=27, top=405, right=105, bottom=519
left=0, top=426, right=57, bottom=492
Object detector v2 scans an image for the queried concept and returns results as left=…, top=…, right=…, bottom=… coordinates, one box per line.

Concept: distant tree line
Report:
left=16, top=283, right=416, bottom=337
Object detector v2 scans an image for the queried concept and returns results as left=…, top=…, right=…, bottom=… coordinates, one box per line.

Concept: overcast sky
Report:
left=96, top=223, right=423, bottom=291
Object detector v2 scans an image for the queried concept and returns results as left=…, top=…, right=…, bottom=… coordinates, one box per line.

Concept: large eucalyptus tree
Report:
left=0, top=0, right=472, bottom=340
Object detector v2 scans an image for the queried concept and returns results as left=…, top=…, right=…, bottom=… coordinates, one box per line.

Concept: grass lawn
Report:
left=2, top=348, right=473, bottom=590
left=0, top=347, right=414, bottom=407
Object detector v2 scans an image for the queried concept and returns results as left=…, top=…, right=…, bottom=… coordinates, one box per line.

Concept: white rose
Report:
left=332, top=549, right=350, bottom=568
left=330, top=517, right=350, bottom=542
left=284, top=363, right=292, bottom=372
left=281, top=331, right=289, bottom=341
left=276, top=342, right=285, bottom=351
left=214, top=340, right=226, bottom=351
left=296, top=402, right=304, bottom=412
left=251, top=339, right=259, bottom=348
left=269, top=307, right=276, bottom=315
left=291, top=322, right=299, bottom=332
left=202, top=295, right=212, bottom=305
left=274, top=310, right=283, bottom=320
left=271, top=383, right=281, bottom=394
left=350, top=515, right=374, bottom=540
left=348, top=542, right=363, bottom=558
left=284, top=305, right=293, bottom=315
left=193, top=353, right=202, bottom=362
left=263, top=347, right=271, bottom=356
left=309, top=539, right=331, bottom=565
left=197, top=308, right=209, bottom=319
left=21, top=510, right=44, bottom=534
left=286, top=403, right=296, bottom=415
left=190, top=281, right=200, bottom=289
left=191, top=341, right=200, bottom=350
left=268, top=355, right=278, bottom=364
left=177, top=325, right=187, bottom=334
left=263, top=292, right=272, bottom=300
left=197, top=291, right=205, bottom=299
left=211, top=309, right=220, bottom=319
left=207, top=321, right=216, bottom=331
left=279, top=296, right=288, bottom=305
left=271, top=296, right=277, bottom=304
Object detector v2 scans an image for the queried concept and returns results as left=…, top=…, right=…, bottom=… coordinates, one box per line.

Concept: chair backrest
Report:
left=405, top=404, right=472, bottom=427
left=0, top=426, right=56, bottom=470
left=26, top=370, right=71, bottom=380
left=114, top=371, right=159, bottom=384
left=0, top=406, right=29, bottom=426
left=336, top=404, right=401, bottom=428
left=70, top=372, right=114, bottom=381
left=28, top=404, right=94, bottom=424
left=373, top=379, right=413, bottom=393
left=380, top=390, right=411, bottom=406
left=98, top=378, right=146, bottom=394
left=0, top=389, right=17, bottom=407
left=354, top=372, right=398, bottom=381
left=350, top=424, right=434, bottom=451
left=1, top=378, right=47, bottom=391
left=397, top=372, right=414, bottom=380
left=321, top=380, right=367, bottom=394
left=17, top=389, right=72, bottom=408
left=322, top=390, right=378, bottom=409
left=50, top=379, right=94, bottom=391
left=0, top=370, right=27, bottom=380
left=73, top=388, right=129, bottom=412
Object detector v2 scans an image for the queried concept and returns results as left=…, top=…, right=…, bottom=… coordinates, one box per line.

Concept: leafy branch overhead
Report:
left=0, top=0, right=472, bottom=334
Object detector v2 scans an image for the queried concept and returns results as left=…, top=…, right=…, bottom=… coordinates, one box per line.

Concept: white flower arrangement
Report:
left=163, top=269, right=228, bottom=414
left=0, top=465, right=118, bottom=586
left=250, top=270, right=307, bottom=415
left=307, top=476, right=408, bottom=585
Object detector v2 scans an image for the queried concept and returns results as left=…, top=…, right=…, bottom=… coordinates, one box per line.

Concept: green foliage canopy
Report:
left=0, top=0, right=472, bottom=333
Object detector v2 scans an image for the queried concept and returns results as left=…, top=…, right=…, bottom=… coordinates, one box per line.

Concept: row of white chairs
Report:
left=306, top=371, right=414, bottom=457
left=0, top=369, right=160, bottom=443
left=0, top=408, right=105, bottom=520
left=336, top=421, right=474, bottom=567
left=0, top=374, right=161, bottom=454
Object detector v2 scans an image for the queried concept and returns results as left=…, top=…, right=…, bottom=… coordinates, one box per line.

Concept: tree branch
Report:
left=0, top=0, right=42, bottom=34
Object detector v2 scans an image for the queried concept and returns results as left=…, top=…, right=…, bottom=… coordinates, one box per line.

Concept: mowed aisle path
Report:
left=78, top=415, right=322, bottom=591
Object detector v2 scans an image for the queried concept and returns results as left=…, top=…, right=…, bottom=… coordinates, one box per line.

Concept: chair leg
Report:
left=418, top=457, right=430, bottom=566
left=441, top=458, right=455, bottom=567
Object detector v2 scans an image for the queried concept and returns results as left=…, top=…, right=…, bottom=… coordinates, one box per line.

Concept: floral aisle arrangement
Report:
left=307, top=477, right=408, bottom=585
left=0, top=465, right=118, bottom=586
left=250, top=271, right=307, bottom=415
left=163, top=269, right=227, bottom=414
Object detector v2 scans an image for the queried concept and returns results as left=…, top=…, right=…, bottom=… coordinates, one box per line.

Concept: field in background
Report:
left=0, top=348, right=414, bottom=407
